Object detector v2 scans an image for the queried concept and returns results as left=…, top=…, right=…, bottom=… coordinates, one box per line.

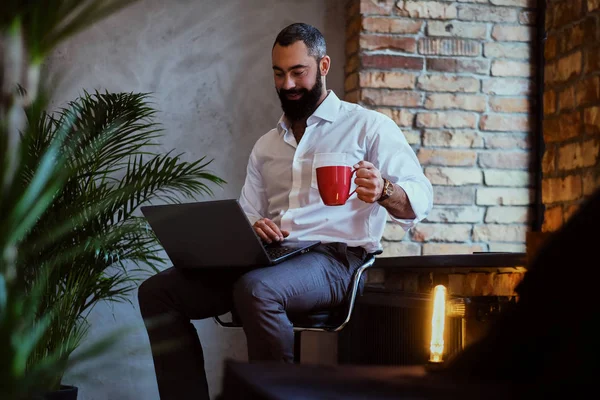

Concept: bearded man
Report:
left=138, top=22, right=433, bottom=400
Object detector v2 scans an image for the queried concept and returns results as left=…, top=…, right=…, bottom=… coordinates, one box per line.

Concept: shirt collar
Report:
left=277, top=90, right=341, bottom=135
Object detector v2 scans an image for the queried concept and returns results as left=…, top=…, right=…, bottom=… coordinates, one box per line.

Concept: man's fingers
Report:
left=353, top=160, right=375, bottom=170
left=254, top=219, right=284, bottom=242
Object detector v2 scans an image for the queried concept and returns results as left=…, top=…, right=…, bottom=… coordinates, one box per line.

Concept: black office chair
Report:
left=214, top=250, right=382, bottom=362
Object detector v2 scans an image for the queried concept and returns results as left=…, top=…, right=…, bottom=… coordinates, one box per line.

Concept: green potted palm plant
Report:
left=20, top=89, right=226, bottom=397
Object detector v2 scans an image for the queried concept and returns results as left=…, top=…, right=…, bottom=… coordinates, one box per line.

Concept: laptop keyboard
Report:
left=265, top=246, right=296, bottom=259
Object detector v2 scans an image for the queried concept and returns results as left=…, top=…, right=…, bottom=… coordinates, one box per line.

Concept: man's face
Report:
left=272, top=41, right=326, bottom=122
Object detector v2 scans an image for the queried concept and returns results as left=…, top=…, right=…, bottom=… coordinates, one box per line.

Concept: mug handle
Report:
left=348, top=168, right=358, bottom=198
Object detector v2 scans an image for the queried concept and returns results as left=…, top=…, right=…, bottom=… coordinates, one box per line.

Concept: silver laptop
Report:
left=141, top=199, right=321, bottom=269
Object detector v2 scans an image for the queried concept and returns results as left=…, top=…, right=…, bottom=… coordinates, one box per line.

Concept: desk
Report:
left=220, top=359, right=522, bottom=400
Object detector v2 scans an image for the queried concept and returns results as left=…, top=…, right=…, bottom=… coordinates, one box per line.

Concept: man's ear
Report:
left=319, top=55, right=331, bottom=76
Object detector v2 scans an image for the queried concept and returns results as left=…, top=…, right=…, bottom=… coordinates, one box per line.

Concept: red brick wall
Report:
left=345, top=0, right=538, bottom=256
left=542, top=0, right=600, bottom=232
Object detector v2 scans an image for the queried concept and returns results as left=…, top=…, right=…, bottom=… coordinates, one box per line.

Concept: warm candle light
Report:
left=429, top=285, right=447, bottom=363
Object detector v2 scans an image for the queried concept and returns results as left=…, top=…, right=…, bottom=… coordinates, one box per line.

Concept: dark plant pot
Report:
left=44, top=385, right=78, bottom=400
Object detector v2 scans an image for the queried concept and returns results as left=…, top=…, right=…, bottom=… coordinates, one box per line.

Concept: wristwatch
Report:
left=378, top=178, right=394, bottom=202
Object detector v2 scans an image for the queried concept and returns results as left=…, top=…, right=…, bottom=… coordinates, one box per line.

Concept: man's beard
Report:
left=277, top=70, right=323, bottom=123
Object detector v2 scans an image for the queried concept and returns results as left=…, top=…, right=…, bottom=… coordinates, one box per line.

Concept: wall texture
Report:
left=43, top=1, right=347, bottom=399
left=542, top=0, right=600, bottom=231
left=345, top=0, right=538, bottom=256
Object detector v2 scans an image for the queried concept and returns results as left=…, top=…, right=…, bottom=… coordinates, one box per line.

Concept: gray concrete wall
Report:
left=44, top=1, right=347, bottom=399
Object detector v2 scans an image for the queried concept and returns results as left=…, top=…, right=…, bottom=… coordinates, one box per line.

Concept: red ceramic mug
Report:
left=314, top=153, right=357, bottom=206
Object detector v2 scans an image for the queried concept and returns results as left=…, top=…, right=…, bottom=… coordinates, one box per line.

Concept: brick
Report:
left=485, top=206, right=530, bottom=224
left=559, top=18, right=596, bottom=53
left=425, top=167, right=483, bottom=185
left=425, top=93, right=487, bottom=112
left=484, top=170, right=531, bottom=187
left=361, top=54, right=424, bottom=70
left=584, top=106, right=600, bottom=135
left=346, top=35, right=359, bottom=56
left=401, top=129, right=422, bottom=145
left=490, top=0, right=537, bottom=6
left=359, top=34, right=417, bottom=52
left=347, top=0, right=360, bottom=19
left=489, top=97, right=532, bottom=113
left=542, top=176, right=583, bottom=203
left=552, top=51, right=582, bottom=83
left=542, top=145, right=556, bottom=174
left=419, top=38, right=480, bottom=56
left=422, top=129, right=484, bottom=147
left=519, top=11, right=536, bottom=26
left=381, top=241, right=421, bottom=257
left=433, top=186, right=476, bottom=205
left=491, top=60, right=534, bottom=77
left=423, top=243, right=486, bottom=256
left=557, top=140, right=600, bottom=171
left=484, top=42, right=531, bottom=59
left=491, top=25, right=535, bottom=42
left=590, top=0, right=600, bottom=12
left=396, top=1, right=458, bottom=19
left=359, top=71, right=417, bottom=89
left=558, top=87, right=576, bottom=112
left=473, top=225, right=528, bottom=242
left=544, top=35, right=557, bottom=61
left=416, top=111, right=478, bottom=128
left=576, top=76, right=600, bottom=106
left=345, top=90, right=359, bottom=104
left=482, top=78, right=533, bottom=95
left=360, top=89, right=423, bottom=107
left=480, top=114, right=533, bottom=132
left=346, top=15, right=361, bottom=39
left=375, top=108, right=415, bottom=126
left=411, top=223, right=472, bottom=242
left=543, top=90, right=556, bottom=116
left=483, top=133, right=530, bottom=150
left=417, top=148, right=478, bottom=166
left=550, top=0, right=583, bottom=29
left=478, top=151, right=530, bottom=169
left=382, top=222, right=407, bottom=241
left=425, top=206, right=484, bottom=223
left=426, top=57, right=489, bottom=74
left=345, top=73, right=359, bottom=92
left=583, top=139, right=600, bottom=167
left=542, top=206, right=563, bottom=232
left=476, top=188, right=533, bottom=205
left=362, top=17, right=424, bottom=34
left=427, top=20, right=488, bottom=39
left=584, top=45, right=600, bottom=75
left=360, top=0, right=395, bottom=14
left=583, top=170, right=600, bottom=195
left=345, top=54, right=360, bottom=74
left=458, top=5, right=519, bottom=23
left=417, top=75, right=480, bottom=92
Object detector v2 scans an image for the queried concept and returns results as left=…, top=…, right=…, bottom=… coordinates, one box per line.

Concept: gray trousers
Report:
left=137, top=243, right=367, bottom=400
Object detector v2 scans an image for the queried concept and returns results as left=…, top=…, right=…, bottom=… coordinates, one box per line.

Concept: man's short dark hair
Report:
left=273, top=23, right=326, bottom=60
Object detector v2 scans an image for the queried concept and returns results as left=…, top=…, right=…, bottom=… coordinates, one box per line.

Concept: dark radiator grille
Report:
left=338, top=297, right=462, bottom=365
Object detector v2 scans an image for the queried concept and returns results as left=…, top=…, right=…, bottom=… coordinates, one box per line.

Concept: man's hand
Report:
left=253, top=218, right=290, bottom=244
left=352, top=161, right=385, bottom=203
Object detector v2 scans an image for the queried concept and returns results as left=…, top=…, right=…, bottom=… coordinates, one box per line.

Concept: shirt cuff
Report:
left=387, top=180, right=431, bottom=229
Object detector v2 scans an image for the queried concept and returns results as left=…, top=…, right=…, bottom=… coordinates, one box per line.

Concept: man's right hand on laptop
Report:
left=253, top=218, right=289, bottom=244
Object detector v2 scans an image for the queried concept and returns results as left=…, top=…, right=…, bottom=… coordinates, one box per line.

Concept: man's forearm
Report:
left=379, top=183, right=416, bottom=220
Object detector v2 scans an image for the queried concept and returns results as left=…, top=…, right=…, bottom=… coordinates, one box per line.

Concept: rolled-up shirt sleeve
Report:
left=368, top=115, right=433, bottom=230
left=239, top=146, right=267, bottom=226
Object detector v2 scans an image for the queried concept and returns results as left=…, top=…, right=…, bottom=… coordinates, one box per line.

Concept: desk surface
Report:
left=220, top=359, right=523, bottom=400
left=372, top=252, right=527, bottom=271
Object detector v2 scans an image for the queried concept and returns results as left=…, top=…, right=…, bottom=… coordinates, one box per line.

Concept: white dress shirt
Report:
left=239, top=90, right=433, bottom=253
